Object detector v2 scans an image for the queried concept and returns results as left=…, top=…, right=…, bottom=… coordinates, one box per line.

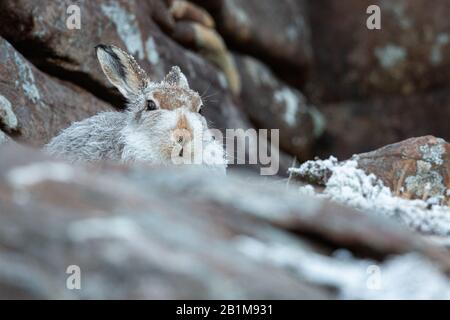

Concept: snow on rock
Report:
left=290, top=157, right=450, bottom=237
left=274, top=87, right=301, bottom=127
left=0, top=95, right=18, bottom=131
left=0, top=131, right=9, bottom=145
left=237, top=236, right=450, bottom=299
left=13, top=51, right=41, bottom=104
left=101, top=1, right=145, bottom=60
left=145, top=36, right=160, bottom=65
left=289, top=156, right=337, bottom=185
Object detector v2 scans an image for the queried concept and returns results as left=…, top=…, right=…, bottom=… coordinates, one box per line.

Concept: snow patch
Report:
left=145, top=36, right=159, bottom=65
left=0, top=131, right=9, bottom=145
left=380, top=0, right=412, bottom=29
left=274, top=87, right=302, bottom=127
left=101, top=1, right=144, bottom=60
left=431, top=33, right=449, bottom=65
left=13, top=52, right=41, bottom=103
left=226, top=0, right=249, bottom=27
left=7, top=162, right=75, bottom=188
left=289, top=156, right=337, bottom=185
left=0, top=95, right=18, bottom=130
left=308, top=106, right=326, bottom=138
left=297, top=184, right=316, bottom=196
left=68, top=216, right=145, bottom=242
left=243, top=57, right=276, bottom=87
left=237, top=236, right=450, bottom=299
left=286, top=25, right=298, bottom=41
left=375, top=44, right=407, bottom=69
left=217, top=72, right=228, bottom=89
left=290, top=157, right=450, bottom=237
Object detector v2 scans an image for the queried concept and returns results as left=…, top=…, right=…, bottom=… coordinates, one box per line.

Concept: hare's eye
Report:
left=198, top=104, right=203, bottom=115
left=146, top=100, right=157, bottom=111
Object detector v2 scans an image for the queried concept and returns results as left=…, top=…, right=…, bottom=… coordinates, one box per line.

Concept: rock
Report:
left=170, top=20, right=241, bottom=95
left=0, top=37, right=112, bottom=146
left=0, top=94, right=18, bottom=132
left=170, top=0, right=216, bottom=28
left=316, top=90, right=450, bottom=159
left=193, top=0, right=313, bottom=80
left=0, top=131, right=10, bottom=145
left=289, top=151, right=450, bottom=239
left=356, top=136, right=450, bottom=202
left=0, top=0, right=248, bottom=132
left=1, top=145, right=450, bottom=299
left=309, top=0, right=450, bottom=101
left=236, top=55, right=325, bottom=160
left=0, top=0, right=269, bottom=173
left=301, top=136, right=450, bottom=203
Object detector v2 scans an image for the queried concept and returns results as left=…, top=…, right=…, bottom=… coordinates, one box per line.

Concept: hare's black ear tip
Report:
left=95, top=45, right=121, bottom=63
left=95, top=44, right=109, bottom=53
left=95, top=44, right=119, bottom=55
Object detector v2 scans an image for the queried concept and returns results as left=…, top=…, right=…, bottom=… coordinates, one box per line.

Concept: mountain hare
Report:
left=45, top=44, right=226, bottom=172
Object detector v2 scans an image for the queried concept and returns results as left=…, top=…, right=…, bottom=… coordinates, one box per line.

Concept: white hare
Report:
left=45, top=44, right=226, bottom=172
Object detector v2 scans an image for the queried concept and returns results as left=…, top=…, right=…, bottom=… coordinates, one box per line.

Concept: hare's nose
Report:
left=174, top=130, right=191, bottom=145
left=174, top=134, right=186, bottom=157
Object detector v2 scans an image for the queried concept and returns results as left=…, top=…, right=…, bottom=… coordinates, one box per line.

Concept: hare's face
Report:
left=96, top=44, right=225, bottom=166
left=133, top=106, right=207, bottom=164
left=130, top=82, right=206, bottom=164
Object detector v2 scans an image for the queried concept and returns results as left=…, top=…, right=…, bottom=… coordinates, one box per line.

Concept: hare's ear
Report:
left=164, top=66, right=189, bottom=89
left=95, top=44, right=150, bottom=98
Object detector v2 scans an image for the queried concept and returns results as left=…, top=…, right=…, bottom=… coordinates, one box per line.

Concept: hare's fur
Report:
left=45, top=44, right=226, bottom=171
left=45, top=112, right=126, bottom=163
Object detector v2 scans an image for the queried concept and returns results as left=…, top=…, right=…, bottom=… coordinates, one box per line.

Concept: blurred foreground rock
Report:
left=1, top=145, right=450, bottom=299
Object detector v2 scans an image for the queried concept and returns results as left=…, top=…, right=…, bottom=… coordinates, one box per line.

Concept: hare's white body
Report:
left=45, top=112, right=126, bottom=163
left=46, top=110, right=225, bottom=168
left=45, top=44, right=226, bottom=172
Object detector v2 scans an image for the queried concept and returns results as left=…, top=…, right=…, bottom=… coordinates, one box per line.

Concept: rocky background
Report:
left=1, top=0, right=450, bottom=299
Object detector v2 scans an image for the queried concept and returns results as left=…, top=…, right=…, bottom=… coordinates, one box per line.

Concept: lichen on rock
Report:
left=404, top=160, right=446, bottom=199
left=13, top=51, right=41, bottom=104
left=0, top=94, right=18, bottom=131
left=101, top=1, right=145, bottom=60
left=419, top=139, right=446, bottom=165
